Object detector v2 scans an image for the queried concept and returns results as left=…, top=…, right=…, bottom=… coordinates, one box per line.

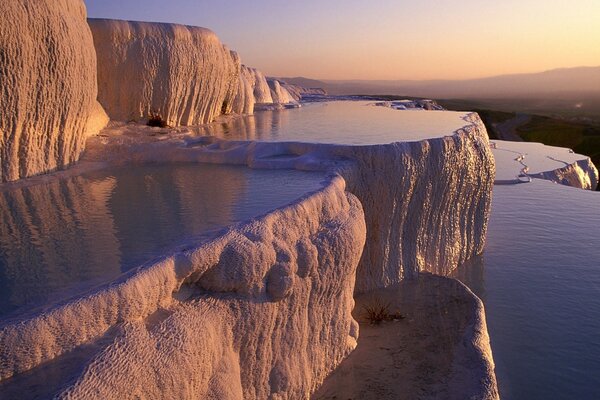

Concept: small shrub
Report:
left=147, top=111, right=168, bottom=128
left=363, top=298, right=405, bottom=325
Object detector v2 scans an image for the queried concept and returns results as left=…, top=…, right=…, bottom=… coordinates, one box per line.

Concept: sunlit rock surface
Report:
left=88, top=19, right=240, bottom=126
left=268, top=79, right=298, bottom=105
left=492, top=140, right=598, bottom=190
left=0, top=0, right=101, bottom=182
left=279, top=81, right=327, bottom=101
left=250, top=67, right=275, bottom=105
left=232, top=65, right=257, bottom=115
left=0, top=103, right=496, bottom=399
left=179, top=109, right=495, bottom=292
left=0, top=175, right=366, bottom=399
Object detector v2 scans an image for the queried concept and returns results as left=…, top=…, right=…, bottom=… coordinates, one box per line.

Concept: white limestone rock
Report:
left=0, top=0, right=101, bottom=182
left=173, top=112, right=494, bottom=292
left=231, top=68, right=303, bottom=115
left=231, top=65, right=257, bottom=115
left=0, top=176, right=366, bottom=400
left=492, top=140, right=599, bottom=190
left=88, top=19, right=241, bottom=126
left=268, top=79, right=298, bottom=105
left=85, top=101, right=110, bottom=137
left=0, top=110, right=496, bottom=398
left=279, top=82, right=327, bottom=101
left=251, top=68, right=275, bottom=104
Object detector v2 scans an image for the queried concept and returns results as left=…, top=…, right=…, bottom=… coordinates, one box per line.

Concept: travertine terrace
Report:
left=492, top=140, right=599, bottom=190
left=0, top=4, right=500, bottom=399
left=88, top=19, right=240, bottom=126
left=88, top=19, right=298, bottom=125
left=0, top=0, right=102, bottom=182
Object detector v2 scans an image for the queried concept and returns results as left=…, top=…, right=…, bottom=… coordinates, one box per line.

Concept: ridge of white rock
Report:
left=171, top=112, right=494, bottom=292
left=250, top=67, right=275, bottom=105
left=89, top=20, right=305, bottom=123
left=88, top=19, right=241, bottom=126
left=0, top=0, right=103, bottom=182
left=231, top=65, right=257, bottom=115
left=267, top=79, right=298, bottom=105
left=0, top=111, right=496, bottom=398
left=81, top=111, right=493, bottom=293
left=278, top=81, right=327, bottom=101
left=492, top=140, right=599, bottom=190
left=0, top=174, right=366, bottom=400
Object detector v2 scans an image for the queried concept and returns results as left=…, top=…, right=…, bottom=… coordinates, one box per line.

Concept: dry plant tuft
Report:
left=363, top=298, right=405, bottom=325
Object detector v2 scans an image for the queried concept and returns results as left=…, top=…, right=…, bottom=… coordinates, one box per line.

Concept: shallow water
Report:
left=0, top=163, right=325, bottom=319
left=193, top=101, right=469, bottom=144
left=454, top=180, right=600, bottom=399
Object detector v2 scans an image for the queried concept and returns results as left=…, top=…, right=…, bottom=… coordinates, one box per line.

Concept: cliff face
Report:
left=250, top=67, right=275, bottom=104
left=231, top=65, right=257, bottom=115
left=88, top=19, right=241, bottom=126
left=89, top=19, right=302, bottom=123
left=0, top=0, right=100, bottom=182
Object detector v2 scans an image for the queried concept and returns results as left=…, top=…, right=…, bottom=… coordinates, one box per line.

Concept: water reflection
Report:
left=192, top=102, right=468, bottom=145
left=453, top=181, right=600, bottom=400
left=0, top=164, right=325, bottom=318
left=0, top=175, right=121, bottom=317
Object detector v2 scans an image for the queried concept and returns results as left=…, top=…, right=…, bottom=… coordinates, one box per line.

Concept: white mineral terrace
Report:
left=0, top=102, right=498, bottom=399
left=190, top=101, right=470, bottom=144
left=491, top=140, right=598, bottom=190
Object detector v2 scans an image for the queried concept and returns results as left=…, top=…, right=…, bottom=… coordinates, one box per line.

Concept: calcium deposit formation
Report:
left=0, top=1, right=499, bottom=399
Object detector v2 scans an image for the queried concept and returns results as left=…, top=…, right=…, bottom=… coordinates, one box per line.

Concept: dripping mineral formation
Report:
left=88, top=19, right=299, bottom=125
left=0, top=0, right=105, bottom=182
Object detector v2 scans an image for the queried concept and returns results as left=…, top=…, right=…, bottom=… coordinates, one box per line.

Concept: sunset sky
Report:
left=85, top=0, right=600, bottom=81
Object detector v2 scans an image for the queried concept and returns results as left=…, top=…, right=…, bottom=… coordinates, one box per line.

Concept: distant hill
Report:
left=283, top=66, right=600, bottom=99
left=281, top=67, right=600, bottom=122
left=277, top=77, right=330, bottom=90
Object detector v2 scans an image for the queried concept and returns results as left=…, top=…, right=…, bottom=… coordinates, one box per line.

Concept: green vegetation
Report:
left=517, top=115, right=600, bottom=169
left=440, top=99, right=600, bottom=191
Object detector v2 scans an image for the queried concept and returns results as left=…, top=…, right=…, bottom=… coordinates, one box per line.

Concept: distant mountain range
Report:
left=280, top=66, right=600, bottom=99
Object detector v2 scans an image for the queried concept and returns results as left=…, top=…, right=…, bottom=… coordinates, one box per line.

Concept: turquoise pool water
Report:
left=0, top=163, right=325, bottom=319
left=454, top=180, right=600, bottom=399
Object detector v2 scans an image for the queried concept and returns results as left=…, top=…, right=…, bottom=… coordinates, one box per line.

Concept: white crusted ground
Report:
left=1, top=175, right=366, bottom=400
left=0, top=7, right=498, bottom=396
left=162, top=112, right=495, bottom=292
left=0, top=0, right=103, bottom=182
left=0, top=110, right=497, bottom=399
left=492, top=140, right=599, bottom=190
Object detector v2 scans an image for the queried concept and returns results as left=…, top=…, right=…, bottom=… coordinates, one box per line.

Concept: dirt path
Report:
left=493, top=114, right=531, bottom=141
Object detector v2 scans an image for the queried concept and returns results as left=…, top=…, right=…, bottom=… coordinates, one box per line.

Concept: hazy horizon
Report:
left=85, top=0, right=600, bottom=81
